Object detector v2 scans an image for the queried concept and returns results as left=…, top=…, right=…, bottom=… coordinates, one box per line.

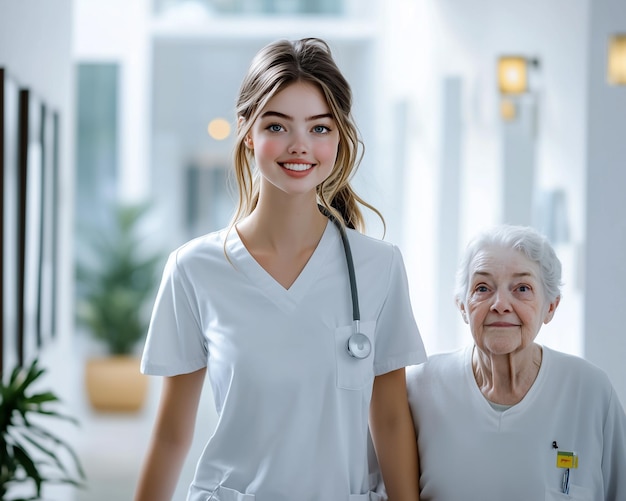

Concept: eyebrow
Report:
left=473, top=271, right=535, bottom=279
left=260, top=111, right=334, bottom=121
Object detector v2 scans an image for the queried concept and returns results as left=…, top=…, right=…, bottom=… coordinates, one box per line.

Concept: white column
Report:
left=583, top=0, right=626, bottom=408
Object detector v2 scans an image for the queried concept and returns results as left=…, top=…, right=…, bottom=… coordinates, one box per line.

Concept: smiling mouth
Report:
left=281, top=162, right=314, bottom=172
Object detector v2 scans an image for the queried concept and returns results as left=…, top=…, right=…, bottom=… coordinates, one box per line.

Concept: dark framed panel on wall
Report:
left=2, top=72, right=60, bottom=372
left=2, top=68, right=21, bottom=374
left=1, top=68, right=5, bottom=376
left=17, top=87, right=29, bottom=367
left=36, top=101, right=47, bottom=350
left=38, top=103, right=58, bottom=348
left=17, top=87, right=47, bottom=367
left=50, top=111, right=60, bottom=342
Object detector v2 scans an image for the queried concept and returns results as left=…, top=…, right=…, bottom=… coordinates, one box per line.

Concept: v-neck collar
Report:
left=225, top=220, right=336, bottom=312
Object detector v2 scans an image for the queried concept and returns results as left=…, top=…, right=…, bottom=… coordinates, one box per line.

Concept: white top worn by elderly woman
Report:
left=406, top=345, right=626, bottom=501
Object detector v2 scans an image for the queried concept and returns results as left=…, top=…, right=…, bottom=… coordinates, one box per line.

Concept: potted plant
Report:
left=0, top=358, right=85, bottom=500
left=75, top=201, right=164, bottom=412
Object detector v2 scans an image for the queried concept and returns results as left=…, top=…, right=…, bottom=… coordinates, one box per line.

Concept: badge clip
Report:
left=556, top=450, right=578, bottom=469
left=556, top=450, right=578, bottom=495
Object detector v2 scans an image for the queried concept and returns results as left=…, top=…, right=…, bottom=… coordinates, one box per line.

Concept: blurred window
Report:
left=153, top=0, right=344, bottom=16
left=75, top=63, right=118, bottom=228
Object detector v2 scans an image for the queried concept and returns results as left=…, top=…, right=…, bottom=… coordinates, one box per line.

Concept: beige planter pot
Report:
left=85, top=356, right=148, bottom=412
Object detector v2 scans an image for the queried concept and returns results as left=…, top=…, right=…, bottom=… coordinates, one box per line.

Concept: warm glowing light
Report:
left=608, top=34, right=626, bottom=85
left=498, top=56, right=528, bottom=95
left=500, top=99, right=517, bottom=121
left=207, top=118, right=231, bottom=140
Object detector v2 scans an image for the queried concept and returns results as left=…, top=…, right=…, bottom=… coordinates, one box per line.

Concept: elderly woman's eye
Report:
left=475, top=285, right=489, bottom=293
left=518, top=284, right=531, bottom=293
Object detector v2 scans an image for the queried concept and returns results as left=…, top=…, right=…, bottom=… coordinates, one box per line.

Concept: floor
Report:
left=73, top=373, right=218, bottom=501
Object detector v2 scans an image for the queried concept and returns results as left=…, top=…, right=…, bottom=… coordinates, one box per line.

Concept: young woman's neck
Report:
left=238, top=194, right=328, bottom=252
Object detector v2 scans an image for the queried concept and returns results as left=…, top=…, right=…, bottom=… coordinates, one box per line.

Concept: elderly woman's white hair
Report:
left=454, top=224, right=563, bottom=306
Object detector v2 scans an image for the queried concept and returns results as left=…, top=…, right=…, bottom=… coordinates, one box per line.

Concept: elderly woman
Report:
left=406, top=224, right=626, bottom=500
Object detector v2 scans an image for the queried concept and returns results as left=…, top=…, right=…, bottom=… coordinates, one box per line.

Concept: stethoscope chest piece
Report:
left=347, top=331, right=371, bottom=359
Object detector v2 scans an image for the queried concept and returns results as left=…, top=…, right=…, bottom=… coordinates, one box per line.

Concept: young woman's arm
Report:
left=134, top=367, right=207, bottom=501
left=370, top=367, right=420, bottom=501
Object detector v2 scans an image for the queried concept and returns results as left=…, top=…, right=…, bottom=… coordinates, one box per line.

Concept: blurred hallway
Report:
left=2, top=1, right=626, bottom=499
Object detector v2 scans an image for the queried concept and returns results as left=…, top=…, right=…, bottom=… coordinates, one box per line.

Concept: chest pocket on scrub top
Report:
left=334, top=320, right=376, bottom=390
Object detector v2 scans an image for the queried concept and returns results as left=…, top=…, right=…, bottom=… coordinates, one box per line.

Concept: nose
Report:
left=490, top=289, right=512, bottom=314
left=288, top=130, right=308, bottom=154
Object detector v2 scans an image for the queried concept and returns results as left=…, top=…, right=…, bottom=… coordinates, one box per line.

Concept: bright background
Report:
left=1, top=0, right=625, bottom=499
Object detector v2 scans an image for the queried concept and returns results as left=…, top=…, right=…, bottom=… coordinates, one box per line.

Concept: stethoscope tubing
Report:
left=319, top=205, right=371, bottom=359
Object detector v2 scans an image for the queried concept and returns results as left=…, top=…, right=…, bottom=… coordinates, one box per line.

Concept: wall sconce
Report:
left=607, top=34, right=626, bottom=85
left=498, top=56, right=529, bottom=95
left=497, top=56, right=539, bottom=120
left=500, top=98, right=517, bottom=122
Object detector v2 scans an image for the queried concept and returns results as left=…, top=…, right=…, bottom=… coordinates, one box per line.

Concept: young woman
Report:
left=135, top=37, right=426, bottom=501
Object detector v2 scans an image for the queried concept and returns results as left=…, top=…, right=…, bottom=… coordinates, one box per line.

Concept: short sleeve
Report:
left=140, top=250, right=208, bottom=376
left=602, top=386, right=626, bottom=500
left=373, top=245, right=427, bottom=375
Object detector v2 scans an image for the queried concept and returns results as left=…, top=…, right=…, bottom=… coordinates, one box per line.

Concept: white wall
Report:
left=584, top=0, right=626, bottom=408
left=0, top=0, right=78, bottom=498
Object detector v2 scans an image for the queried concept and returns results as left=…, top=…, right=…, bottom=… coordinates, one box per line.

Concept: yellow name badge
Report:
left=556, top=451, right=579, bottom=469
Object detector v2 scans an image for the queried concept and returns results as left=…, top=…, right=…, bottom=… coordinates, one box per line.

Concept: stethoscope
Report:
left=320, top=206, right=372, bottom=359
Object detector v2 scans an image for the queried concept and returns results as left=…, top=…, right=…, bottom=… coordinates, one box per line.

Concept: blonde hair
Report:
left=230, top=37, right=383, bottom=233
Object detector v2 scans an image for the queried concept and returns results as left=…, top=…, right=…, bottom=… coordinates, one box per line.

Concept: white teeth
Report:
left=282, top=163, right=313, bottom=172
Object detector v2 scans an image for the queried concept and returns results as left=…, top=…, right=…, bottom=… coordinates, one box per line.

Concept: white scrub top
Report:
left=406, top=346, right=626, bottom=501
left=141, top=221, right=426, bottom=501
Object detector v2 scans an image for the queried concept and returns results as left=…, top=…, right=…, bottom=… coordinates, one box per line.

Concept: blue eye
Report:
left=313, top=125, right=330, bottom=134
left=267, top=124, right=284, bottom=132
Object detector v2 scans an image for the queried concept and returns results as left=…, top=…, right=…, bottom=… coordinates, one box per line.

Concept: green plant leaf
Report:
left=0, top=359, right=85, bottom=498
left=12, top=444, right=42, bottom=496
left=23, top=424, right=86, bottom=480
left=75, top=201, right=165, bottom=355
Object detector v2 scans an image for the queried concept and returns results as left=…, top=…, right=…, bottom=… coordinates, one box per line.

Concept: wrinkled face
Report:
left=244, top=81, right=340, bottom=199
left=460, top=246, right=559, bottom=357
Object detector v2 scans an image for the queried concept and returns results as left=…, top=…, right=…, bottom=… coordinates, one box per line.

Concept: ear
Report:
left=238, top=116, right=253, bottom=149
left=543, top=296, right=561, bottom=325
left=457, top=299, right=469, bottom=324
